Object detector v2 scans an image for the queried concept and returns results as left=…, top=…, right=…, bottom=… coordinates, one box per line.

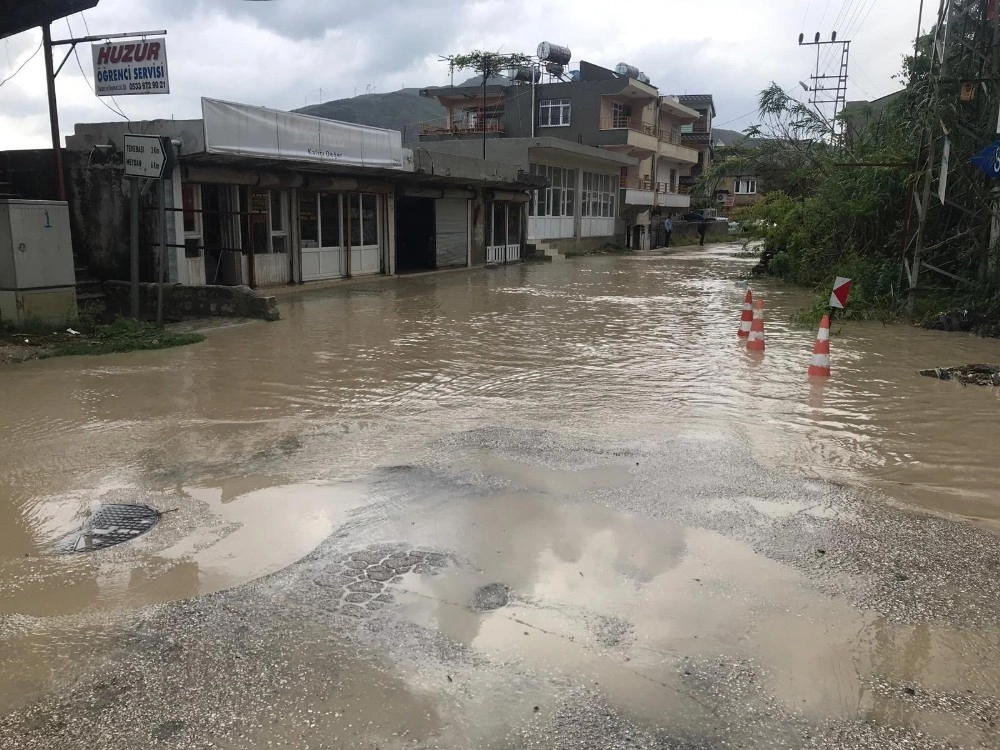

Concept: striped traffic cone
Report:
left=746, top=300, right=765, bottom=352
left=807, top=314, right=831, bottom=377
left=737, top=289, right=753, bottom=338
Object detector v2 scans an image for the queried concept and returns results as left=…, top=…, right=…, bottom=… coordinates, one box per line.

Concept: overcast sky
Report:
left=0, top=0, right=922, bottom=149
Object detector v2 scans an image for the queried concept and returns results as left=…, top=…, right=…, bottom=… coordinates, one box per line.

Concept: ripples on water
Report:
left=2, top=245, right=1000, bottom=559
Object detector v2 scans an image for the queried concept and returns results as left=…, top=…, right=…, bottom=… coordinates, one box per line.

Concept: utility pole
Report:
left=41, top=24, right=66, bottom=202
left=798, top=31, right=851, bottom=140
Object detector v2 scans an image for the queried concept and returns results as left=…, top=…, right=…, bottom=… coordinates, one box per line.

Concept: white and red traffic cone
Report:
left=808, top=314, right=831, bottom=377
left=737, top=289, right=753, bottom=338
left=746, top=299, right=765, bottom=352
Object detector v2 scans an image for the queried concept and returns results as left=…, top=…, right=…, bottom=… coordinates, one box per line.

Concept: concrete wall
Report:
left=510, top=78, right=627, bottom=144
left=541, top=235, right=620, bottom=255
left=0, top=148, right=138, bottom=280
left=65, top=119, right=205, bottom=153
left=410, top=138, right=531, bottom=168
left=105, top=281, right=279, bottom=321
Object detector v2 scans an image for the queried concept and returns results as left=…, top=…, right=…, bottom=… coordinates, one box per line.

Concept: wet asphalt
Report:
left=2, top=245, right=1000, bottom=749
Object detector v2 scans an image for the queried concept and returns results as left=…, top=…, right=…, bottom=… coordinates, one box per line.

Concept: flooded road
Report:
left=2, top=244, right=1000, bottom=748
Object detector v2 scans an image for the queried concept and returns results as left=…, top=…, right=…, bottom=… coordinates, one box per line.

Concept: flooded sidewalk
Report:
left=2, top=244, right=1000, bottom=749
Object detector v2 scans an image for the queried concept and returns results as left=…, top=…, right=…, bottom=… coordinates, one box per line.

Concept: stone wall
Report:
left=105, top=281, right=280, bottom=322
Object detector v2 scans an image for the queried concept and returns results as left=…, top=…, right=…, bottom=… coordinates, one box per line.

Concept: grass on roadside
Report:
left=1, top=316, right=205, bottom=361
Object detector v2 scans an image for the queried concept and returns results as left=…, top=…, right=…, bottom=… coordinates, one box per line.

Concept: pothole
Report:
left=57, top=504, right=161, bottom=554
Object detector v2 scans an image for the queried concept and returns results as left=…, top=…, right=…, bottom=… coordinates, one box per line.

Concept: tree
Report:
left=444, top=50, right=534, bottom=158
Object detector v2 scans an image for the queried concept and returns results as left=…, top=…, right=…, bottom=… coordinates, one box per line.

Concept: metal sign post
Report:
left=123, top=134, right=169, bottom=320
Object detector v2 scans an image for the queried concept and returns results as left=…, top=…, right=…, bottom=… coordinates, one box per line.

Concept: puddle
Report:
left=0, top=479, right=365, bottom=616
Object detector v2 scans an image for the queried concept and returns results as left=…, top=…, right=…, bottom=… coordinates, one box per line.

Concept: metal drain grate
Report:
left=58, top=504, right=161, bottom=554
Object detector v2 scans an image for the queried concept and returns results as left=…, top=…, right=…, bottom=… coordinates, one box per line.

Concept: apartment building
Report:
left=676, top=94, right=716, bottom=194
left=417, top=60, right=703, bottom=250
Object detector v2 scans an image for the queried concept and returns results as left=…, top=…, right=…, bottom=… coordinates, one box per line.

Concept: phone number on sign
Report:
left=128, top=80, right=167, bottom=91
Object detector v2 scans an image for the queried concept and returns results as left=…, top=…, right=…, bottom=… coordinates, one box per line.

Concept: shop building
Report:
left=0, top=98, right=543, bottom=290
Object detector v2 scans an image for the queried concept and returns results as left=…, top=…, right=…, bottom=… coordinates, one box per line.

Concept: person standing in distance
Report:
left=698, top=217, right=708, bottom=246
left=663, top=214, right=673, bottom=248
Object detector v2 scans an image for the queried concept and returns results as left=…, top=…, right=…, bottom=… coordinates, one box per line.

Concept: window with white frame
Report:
left=582, top=172, right=618, bottom=218
left=734, top=179, right=757, bottom=195
left=538, top=98, right=571, bottom=127
left=270, top=190, right=288, bottom=253
left=528, top=164, right=576, bottom=217
left=612, top=101, right=632, bottom=128
left=249, top=189, right=289, bottom=254
left=181, top=184, right=202, bottom=259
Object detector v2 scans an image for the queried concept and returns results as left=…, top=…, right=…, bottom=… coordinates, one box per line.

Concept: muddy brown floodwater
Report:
left=2, top=244, right=1000, bottom=749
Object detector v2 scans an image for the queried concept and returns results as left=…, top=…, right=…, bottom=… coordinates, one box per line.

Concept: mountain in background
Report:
left=294, top=88, right=446, bottom=143
left=712, top=128, right=746, bottom=147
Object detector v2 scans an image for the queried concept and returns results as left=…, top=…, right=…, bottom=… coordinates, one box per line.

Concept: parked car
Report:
left=680, top=211, right=704, bottom=222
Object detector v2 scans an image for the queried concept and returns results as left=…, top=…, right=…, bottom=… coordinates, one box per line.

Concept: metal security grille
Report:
left=58, top=504, right=161, bottom=554
left=435, top=198, right=469, bottom=268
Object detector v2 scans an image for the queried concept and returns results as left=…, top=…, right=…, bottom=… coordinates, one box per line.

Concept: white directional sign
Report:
left=123, top=134, right=166, bottom=178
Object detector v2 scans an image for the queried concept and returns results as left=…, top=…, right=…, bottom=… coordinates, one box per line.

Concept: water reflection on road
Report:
left=2, top=244, right=1000, bottom=748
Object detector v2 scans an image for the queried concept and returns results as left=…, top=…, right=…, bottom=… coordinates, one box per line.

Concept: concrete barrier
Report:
left=104, top=281, right=280, bottom=322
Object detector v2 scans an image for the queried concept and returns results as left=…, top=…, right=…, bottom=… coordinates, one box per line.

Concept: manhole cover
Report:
left=57, top=504, right=161, bottom=554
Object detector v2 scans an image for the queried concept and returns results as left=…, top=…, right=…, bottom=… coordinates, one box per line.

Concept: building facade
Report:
left=31, top=99, right=542, bottom=288
left=676, top=94, right=716, bottom=194
left=419, top=61, right=703, bottom=249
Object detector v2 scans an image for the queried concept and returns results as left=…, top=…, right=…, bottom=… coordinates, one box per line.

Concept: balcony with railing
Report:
left=620, top=177, right=691, bottom=208
left=420, top=119, right=505, bottom=137
left=620, top=177, right=690, bottom=194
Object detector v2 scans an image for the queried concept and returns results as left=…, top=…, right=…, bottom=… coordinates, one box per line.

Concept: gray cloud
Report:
left=0, top=0, right=918, bottom=148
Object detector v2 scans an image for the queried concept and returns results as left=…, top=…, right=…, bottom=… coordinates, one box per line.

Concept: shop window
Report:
left=349, top=193, right=378, bottom=246
left=528, top=163, right=576, bottom=218
left=581, top=172, right=618, bottom=218
left=300, top=193, right=319, bottom=247
left=182, top=184, right=203, bottom=258
left=320, top=192, right=341, bottom=247
left=270, top=190, right=288, bottom=254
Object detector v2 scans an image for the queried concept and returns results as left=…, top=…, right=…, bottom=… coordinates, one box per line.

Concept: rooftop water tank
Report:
left=615, top=62, right=640, bottom=79
left=544, top=62, right=564, bottom=77
left=537, top=42, right=572, bottom=66
left=513, top=66, right=540, bottom=83
left=637, top=72, right=650, bottom=84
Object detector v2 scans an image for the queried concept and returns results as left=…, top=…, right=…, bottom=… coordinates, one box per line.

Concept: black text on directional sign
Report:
left=123, top=134, right=166, bottom=179
left=92, top=38, right=169, bottom=97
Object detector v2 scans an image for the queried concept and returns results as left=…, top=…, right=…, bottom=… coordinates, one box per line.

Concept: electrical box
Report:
left=0, top=200, right=77, bottom=325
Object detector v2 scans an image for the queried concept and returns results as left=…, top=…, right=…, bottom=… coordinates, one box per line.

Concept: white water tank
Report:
left=0, top=200, right=77, bottom=324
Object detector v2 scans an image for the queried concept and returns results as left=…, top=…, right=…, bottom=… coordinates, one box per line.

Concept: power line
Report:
left=0, top=39, right=42, bottom=89
left=849, top=0, right=879, bottom=38
left=800, top=0, right=814, bottom=32
left=817, top=0, right=834, bottom=28
left=66, top=17, right=130, bottom=122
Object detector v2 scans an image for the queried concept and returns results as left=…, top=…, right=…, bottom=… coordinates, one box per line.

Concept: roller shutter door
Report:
left=435, top=198, right=468, bottom=268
